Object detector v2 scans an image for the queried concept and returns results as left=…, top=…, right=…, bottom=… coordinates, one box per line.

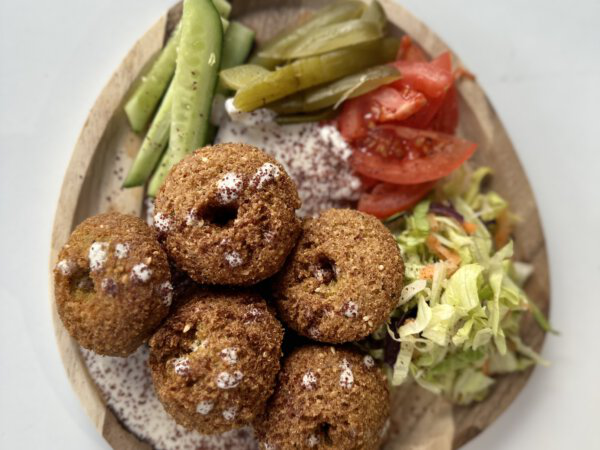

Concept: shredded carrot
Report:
left=420, top=235, right=461, bottom=279
left=419, top=264, right=436, bottom=280
left=494, top=208, right=512, bottom=249
left=463, top=221, right=477, bottom=235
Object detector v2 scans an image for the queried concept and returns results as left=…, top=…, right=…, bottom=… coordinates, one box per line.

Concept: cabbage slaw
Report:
left=360, top=165, right=551, bottom=405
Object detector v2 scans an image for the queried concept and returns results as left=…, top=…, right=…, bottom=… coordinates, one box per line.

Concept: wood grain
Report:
left=49, top=1, right=550, bottom=449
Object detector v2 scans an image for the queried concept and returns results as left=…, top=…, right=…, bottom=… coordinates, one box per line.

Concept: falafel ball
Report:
left=255, top=345, right=390, bottom=449
left=148, top=289, right=284, bottom=434
left=272, top=209, right=404, bottom=343
left=153, top=143, right=301, bottom=286
left=54, top=212, right=172, bottom=356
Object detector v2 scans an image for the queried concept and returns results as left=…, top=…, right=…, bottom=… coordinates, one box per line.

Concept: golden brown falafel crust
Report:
left=54, top=213, right=171, bottom=356
left=272, top=209, right=404, bottom=343
left=154, top=143, right=301, bottom=286
left=148, top=290, right=284, bottom=434
left=256, top=345, right=390, bottom=450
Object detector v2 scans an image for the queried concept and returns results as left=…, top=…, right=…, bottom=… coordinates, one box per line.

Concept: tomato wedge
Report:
left=338, top=85, right=427, bottom=141
left=351, top=125, right=476, bottom=184
left=338, top=97, right=370, bottom=141
left=397, top=35, right=429, bottom=63
left=358, top=181, right=435, bottom=218
left=392, top=54, right=453, bottom=99
left=429, top=83, right=459, bottom=134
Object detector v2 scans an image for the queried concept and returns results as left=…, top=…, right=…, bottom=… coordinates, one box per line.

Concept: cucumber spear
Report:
left=147, top=0, right=223, bottom=196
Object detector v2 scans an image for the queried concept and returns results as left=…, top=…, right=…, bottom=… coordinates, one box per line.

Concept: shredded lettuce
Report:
left=363, top=165, right=551, bottom=405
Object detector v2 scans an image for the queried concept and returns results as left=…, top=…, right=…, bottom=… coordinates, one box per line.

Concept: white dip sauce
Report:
left=215, top=99, right=361, bottom=217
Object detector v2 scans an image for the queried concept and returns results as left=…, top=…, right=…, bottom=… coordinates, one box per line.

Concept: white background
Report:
left=1, top=0, right=599, bottom=449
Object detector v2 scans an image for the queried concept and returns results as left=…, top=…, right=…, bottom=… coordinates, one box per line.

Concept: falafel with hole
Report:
left=272, top=208, right=404, bottom=343
left=255, top=345, right=390, bottom=450
left=153, top=143, right=301, bottom=286
left=54, top=212, right=172, bottom=356
left=148, top=289, right=284, bottom=434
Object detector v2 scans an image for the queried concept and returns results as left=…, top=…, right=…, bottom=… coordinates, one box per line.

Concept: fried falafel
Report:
left=153, top=143, right=301, bottom=286
left=272, top=209, right=404, bottom=343
left=148, top=289, right=284, bottom=434
left=54, top=212, right=172, bottom=356
left=256, top=345, right=390, bottom=450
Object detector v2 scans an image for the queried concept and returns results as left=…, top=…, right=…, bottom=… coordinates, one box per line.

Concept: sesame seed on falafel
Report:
left=54, top=212, right=171, bottom=357
left=148, top=289, right=284, bottom=434
left=153, top=143, right=301, bottom=286
left=255, top=345, right=390, bottom=449
left=272, top=208, right=404, bottom=343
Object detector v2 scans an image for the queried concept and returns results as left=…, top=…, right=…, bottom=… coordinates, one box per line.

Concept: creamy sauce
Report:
left=216, top=99, right=361, bottom=217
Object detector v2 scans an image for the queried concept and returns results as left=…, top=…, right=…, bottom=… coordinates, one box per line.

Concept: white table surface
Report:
left=1, top=1, right=599, bottom=449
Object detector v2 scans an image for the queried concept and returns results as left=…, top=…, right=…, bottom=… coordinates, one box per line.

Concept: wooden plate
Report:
left=49, top=1, right=550, bottom=449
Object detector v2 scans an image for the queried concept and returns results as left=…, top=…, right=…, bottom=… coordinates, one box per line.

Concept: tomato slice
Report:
left=429, top=83, right=459, bottom=134
left=392, top=52, right=453, bottom=99
left=357, top=174, right=380, bottom=192
left=368, top=85, right=427, bottom=122
left=337, top=85, right=427, bottom=141
left=338, top=97, right=370, bottom=141
left=358, top=181, right=435, bottom=218
left=397, top=35, right=429, bottom=62
left=395, top=52, right=454, bottom=130
left=351, top=125, right=476, bottom=184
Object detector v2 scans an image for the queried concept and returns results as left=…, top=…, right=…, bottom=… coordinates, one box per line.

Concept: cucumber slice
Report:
left=147, top=0, right=223, bottom=196
left=221, top=21, right=255, bottom=70
left=124, top=23, right=181, bottom=133
left=212, top=0, right=231, bottom=18
left=123, top=83, right=173, bottom=187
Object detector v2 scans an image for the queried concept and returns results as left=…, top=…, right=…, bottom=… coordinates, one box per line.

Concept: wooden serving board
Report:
left=49, top=1, right=550, bottom=449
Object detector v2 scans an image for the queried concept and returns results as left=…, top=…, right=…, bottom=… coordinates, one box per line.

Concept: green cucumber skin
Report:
left=123, top=83, right=173, bottom=187
left=124, top=24, right=181, bottom=133
left=147, top=0, right=222, bottom=196
left=212, top=0, right=231, bottom=18
left=221, top=22, right=255, bottom=70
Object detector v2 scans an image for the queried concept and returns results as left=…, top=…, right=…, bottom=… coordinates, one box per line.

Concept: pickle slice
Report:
left=272, top=64, right=401, bottom=114
left=220, top=64, right=269, bottom=91
left=233, top=38, right=400, bottom=112
left=254, top=0, right=365, bottom=64
left=275, top=19, right=383, bottom=60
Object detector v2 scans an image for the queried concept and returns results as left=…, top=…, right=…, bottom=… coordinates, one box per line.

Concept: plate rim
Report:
left=48, top=1, right=550, bottom=449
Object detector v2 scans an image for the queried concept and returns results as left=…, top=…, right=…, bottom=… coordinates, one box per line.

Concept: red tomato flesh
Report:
left=351, top=125, right=477, bottom=184
left=397, top=35, right=429, bottom=62
left=392, top=61, right=453, bottom=99
left=338, top=85, right=427, bottom=141
left=429, top=84, right=459, bottom=134
left=358, top=181, right=435, bottom=218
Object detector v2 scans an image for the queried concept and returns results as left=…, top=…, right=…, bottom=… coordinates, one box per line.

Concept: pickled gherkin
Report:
left=220, top=64, right=270, bottom=91
left=233, top=38, right=400, bottom=112
left=275, top=109, right=337, bottom=125
left=361, top=0, right=387, bottom=33
left=275, top=19, right=383, bottom=60
left=255, top=1, right=365, bottom=63
left=271, top=65, right=401, bottom=114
